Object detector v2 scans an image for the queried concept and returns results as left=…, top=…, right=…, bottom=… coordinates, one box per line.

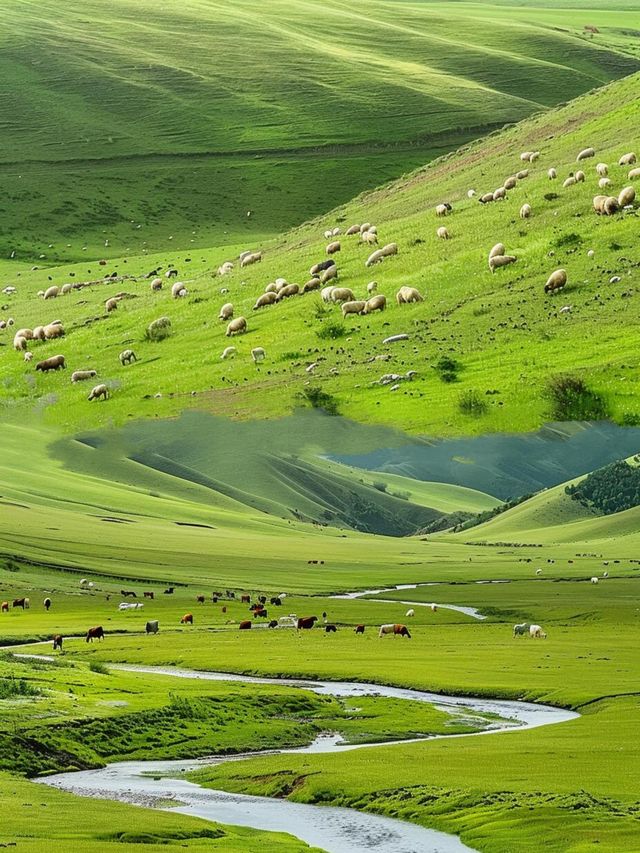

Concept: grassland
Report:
left=2, top=0, right=640, bottom=258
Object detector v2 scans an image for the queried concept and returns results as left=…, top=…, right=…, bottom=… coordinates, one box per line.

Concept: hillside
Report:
left=2, top=71, right=640, bottom=439
left=2, top=0, right=640, bottom=258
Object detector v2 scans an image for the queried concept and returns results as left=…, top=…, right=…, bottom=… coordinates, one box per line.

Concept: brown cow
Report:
left=253, top=608, right=268, bottom=618
left=121, top=589, right=137, bottom=598
left=86, top=625, right=104, bottom=642
left=52, top=634, right=63, bottom=651
left=196, top=595, right=205, bottom=604
left=240, top=594, right=251, bottom=603
left=180, top=613, right=193, bottom=624
left=239, top=620, right=252, bottom=630
left=378, top=623, right=411, bottom=638
left=143, top=591, right=154, bottom=599
left=354, top=624, right=365, bottom=634
left=13, top=598, right=26, bottom=609
left=297, top=615, right=318, bottom=630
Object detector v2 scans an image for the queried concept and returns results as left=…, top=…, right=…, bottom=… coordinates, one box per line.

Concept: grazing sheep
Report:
left=217, top=261, right=234, bottom=276
left=492, top=186, right=507, bottom=201
left=618, top=186, right=636, bottom=207
left=529, top=624, right=547, bottom=639
left=36, top=354, right=66, bottom=372
left=396, top=286, right=423, bottom=305
left=302, top=277, right=321, bottom=293
left=604, top=196, right=620, bottom=215
left=326, top=240, right=341, bottom=255
left=16, top=327, right=34, bottom=340
left=368, top=225, right=378, bottom=235
left=24, top=351, right=33, bottom=362
left=435, top=203, right=451, bottom=216
left=321, top=286, right=336, bottom=303
left=619, top=152, right=637, bottom=166
left=516, top=169, right=529, bottom=180
left=324, top=229, right=332, bottom=239
left=275, top=283, right=300, bottom=300
left=591, top=576, right=599, bottom=584
left=147, top=316, right=171, bottom=339
left=341, top=300, right=367, bottom=318
left=253, top=292, right=277, bottom=309
left=367, top=281, right=377, bottom=294
left=275, top=278, right=288, bottom=290
left=364, top=294, right=386, bottom=314
left=488, top=243, right=506, bottom=260
left=320, top=265, right=338, bottom=284
left=240, top=251, right=262, bottom=268
left=332, top=227, right=341, bottom=236
left=265, top=282, right=279, bottom=294
left=577, top=147, right=595, bottom=161
left=346, top=224, right=361, bottom=235
left=119, top=349, right=136, bottom=365
left=575, top=170, right=586, bottom=183
left=165, top=269, right=178, bottom=278
left=504, top=176, right=517, bottom=190
left=380, top=243, right=398, bottom=258
left=488, top=254, right=517, bottom=273
left=359, top=223, right=372, bottom=234
left=330, top=287, right=355, bottom=303
left=251, top=347, right=266, bottom=363
left=60, top=283, right=73, bottom=295
left=150, top=277, right=163, bottom=291
left=71, top=369, right=97, bottom=382
left=219, top=302, right=234, bottom=321
left=221, top=346, right=236, bottom=359
left=88, top=383, right=109, bottom=401
left=105, top=297, right=118, bottom=312
left=436, top=226, right=450, bottom=239
left=520, top=151, right=533, bottom=162
left=628, top=167, right=640, bottom=180
left=226, top=316, right=247, bottom=337
left=479, top=192, right=495, bottom=204
left=406, top=609, right=415, bottom=617
left=520, top=203, right=532, bottom=219
left=467, top=189, right=476, bottom=198
left=599, top=177, right=612, bottom=189
left=596, top=163, right=608, bottom=177
left=365, top=248, right=385, bottom=267
left=361, top=230, right=378, bottom=245
left=310, top=259, right=336, bottom=277
left=43, top=285, right=59, bottom=299
left=32, top=325, right=46, bottom=341
left=13, top=335, right=27, bottom=351
left=171, top=281, right=187, bottom=298
left=43, top=323, right=64, bottom=339
left=544, top=269, right=567, bottom=294
left=563, top=176, right=577, bottom=188
left=548, top=168, right=557, bottom=180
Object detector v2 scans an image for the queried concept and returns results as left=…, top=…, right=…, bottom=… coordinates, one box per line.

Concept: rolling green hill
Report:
left=2, top=0, right=640, bottom=259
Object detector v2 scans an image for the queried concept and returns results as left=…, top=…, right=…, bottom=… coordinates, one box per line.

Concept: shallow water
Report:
left=39, top=664, right=577, bottom=853
left=331, top=584, right=486, bottom=619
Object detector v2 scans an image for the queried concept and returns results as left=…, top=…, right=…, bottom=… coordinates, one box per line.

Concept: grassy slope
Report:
left=1, top=0, right=639, bottom=257
left=1, top=71, right=639, bottom=438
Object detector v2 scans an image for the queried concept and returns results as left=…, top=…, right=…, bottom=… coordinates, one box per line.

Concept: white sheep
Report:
left=226, top=317, right=247, bottom=337
left=504, top=176, right=517, bottom=190
left=437, top=226, right=450, bottom=239
left=619, top=152, right=637, bottom=166
left=596, top=163, right=608, bottom=177
left=489, top=255, right=517, bottom=273
left=321, top=286, right=336, bottom=303
left=251, top=347, right=266, bottom=363
left=171, top=282, right=187, bottom=298
left=221, top=346, right=236, bottom=359
left=405, top=609, right=415, bottom=617
left=467, top=189, right=476, bottom=198
left=520, top=203, right=532, bottom=219
left=71, top=369, right=97, bottom=382
left=341, top=300, right=367, bottom=318
left=254, top=292, right=277, bottom=309
left=590, top=576, right=599, bottom=584
left=396, top=286, right=423, bottom=305
left=326, top=240, right=341, bottom=255
left=598, top=177, right=612, bottom=189
left=577, top=147, right=595, bottom=161
left=529, top=624, right=547, bottom=638
left=488, top=243, right=506, bottom=260
left=24, top=351, right=33, bottom=362
left=219, top=302, right=234, bottom=321
left=618, top=186, right=636, bottom=207
left=361, top=230, right=378, bottom=245
left=367, top=281, right=378, bottom=294
left=548, top=168, right=557, bottom=180
left=435, top=203, right=451, bottom=216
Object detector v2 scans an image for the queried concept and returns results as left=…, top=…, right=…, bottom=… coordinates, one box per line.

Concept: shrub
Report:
left=0, top=677, right=40, bottom=699
left=547, top=375, right=608, bottom=421
left=300, top=386, right=340, bottom=416
left=88, top=660, right=109, bottom=675
left=458, top=389, right=487, bottom=416
left=317, top=322, right=346, bottom=340
left=372, top=481, right=388, bottom=493
left=555, top=232, right=583, bottom=249
left=434, top=356, right=461, bottom=383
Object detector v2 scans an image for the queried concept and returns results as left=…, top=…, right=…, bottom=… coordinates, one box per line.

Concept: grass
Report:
left=1, top=0, right=639, bottom=258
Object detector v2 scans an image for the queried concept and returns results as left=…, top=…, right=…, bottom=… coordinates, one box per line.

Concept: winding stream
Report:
left=38, top=663, right=578, bottom=853
left=331, top=585, right=487, bottom=620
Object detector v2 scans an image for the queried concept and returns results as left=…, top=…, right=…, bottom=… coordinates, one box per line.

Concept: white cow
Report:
left=529, top=624, right=547, bottom=639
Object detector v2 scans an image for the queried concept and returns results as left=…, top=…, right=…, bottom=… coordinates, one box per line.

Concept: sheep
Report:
left=488, top=242, right=506, bottom=260
left=240, top=251, right=262, bottom=268
left=226, top=317, right=247, bottom=336
left=165, top=269, right=178, bottom=278
left=275, top=278, right=288, bottom=290
left=321, top=286, right=336, bottom=302
left=380, top=243, right=398, bottom=258
left=504, top=176, right=517, bottom=190
left=221, top=346, right=236, bottom=359
left=618, top=186, right=636, bottom=207
left=529, top=624, right=547, bottom=639
left=346, top=224, right=361, bottom=236
left=435, top=203, right=451, bottom=216
left=251, top=347, right=266, bottom=363
left=367, top=281, right=377, bottom=294
left=396, top=286, right=423, bottom=305
left=520, top=203, right=532, bottom=219
left=341, top=300, right=367, bottom=318
left=405, top=609, right=415, bottom=617
left=32, top=325, right=46, bottom=341
left=35, top=354, right=65, bottom=372
left=516, top=169, right=529, bottom=179
left=577, top=147, right=595, bottom=161
left=590, top=576, right=599, bottom=584
left=147, top=316, right=171, bottom=338
left=619, top=152, right=637, bottom=166
left=364, top=294, right=386, bottom=314
left=119, top=349, right=136, bottom=365
left=171, top=282, right=187, bottom=298
left=330, top=287, right=355, bottom=303
left=71, top=369, right=97, bottom=382
left=16, top=328, right=34, bottom=340
left=361, top=230, right=378, bottom=245
left=575, top=170, right=586, bottom=183
left=492, top=186, right=507, bottom=201
left=320, top=265, right=338, bottom=284
left=326, top=241, right=341, bottom=255
left=88, top=383, right=109, bottom=401
left=479, top=192, right=495, bottom=204
left=105, top=297, right=118, bottom=311
left=563, top=176, right=577, bottom=188
left=276, top=283, right=300, bottom=300
left=628, top=168, right=640, bottom=180
left=604, top=196, right=620, bottom=215
left=436, top=226, right=450, bottom=239
left=368, top=225, right=378, bottom=235
left=544, top=269, right=567, bottom=294
left=593, top=194, right=607, bottom=214
left=254, top=292, right=277, bottom=310
left=365, top=249, right=385, bottom=267
left=332, top=227, right=341, bottom=236
left=548, top=168, right=557, bottom=180
left=219, top=302, right=234, bottom=321
left=43, top=285, right=59, bottom=299
left=43, top=323, right=64, bottom=339
left=596, top=163, right=608, bottom=177
left=359, top=223, right=372, bottom=233
left=520, top=151, right=533, bottom=162
left=217, top=262, right=234, bottom=276
left=598, top=177, right=612, bottom=189
left=324, top=229, right=332, bottom=239
left=310, top=260, right=335, bottom=277
left=13, top=335, right=27, bottom=351
left=150, top=277, right=163, bottom=291
left=60, top=283, right=73, bottom=295
left=488, top=255, right=517, bottom=273
left=302, top=278, right=321, bottom=293
left=3, top=285, right=16, bottom=294
left=23, top=350, right=33, bottom=362
left=467, top=189, right=476, bottom=198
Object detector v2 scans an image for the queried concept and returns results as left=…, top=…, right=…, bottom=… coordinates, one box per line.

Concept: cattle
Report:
left=121, top=589, right=137, bottom=598
left=239, top=620, right=252, bottom=630
left=180, top=613, right=194, bottom=624
left=325, top=624, right=337, bottom=633
left=258, top=595, right=267, bottom=604
left=513, top=622, right=530, bottom=637
left=196, top=595, right=205, bottom=604
left=145, top=620, right=159, bottom=635
left=163, top=587, right=174, bottom=595
left=86, top=625, right=105, bottom=642
left=226, top=590, right=236, bottom=599
left=530, top=624, right=547, bottom=639
left=297, top=615, right=318, bottom=630
left=12, top=598, right=27, bottom=609
left=52, top=634, right=63, bottom=651
left=143, top=591, right=154, bottom=599
left=354, top=624, right=365, bottom=634
left=1, top=602, right=8, bottom=613
left=221, top=606, right=227, bottom=613
left=241, top=594, right=251, bottom=603
left=270, top=596, right=282, bottom=606
left=430, top=603, right=438, bottom=612
left=253, top=608, right=268, bottom=618
left=43, top=598, right=52, bottom=611
left=378, top=623, right=411, bottom=638
left=268, top=619, right=279, bottom=628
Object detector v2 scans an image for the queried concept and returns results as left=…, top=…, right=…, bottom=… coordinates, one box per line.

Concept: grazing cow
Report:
left=270, top=596, right=281, bottom=606
left=226, top=590, right=236, bottom=599
left=221, top=606, right=227, bottom=613
left=513, top=622, right=530, bottom=637
left=12, top=598, right=26, bottom=609
left=530, top=624, right=547, bottom=639
left=268, top=619, right=279, bottom=628
left=164, top=587, right=174, bottom=595
left=196, top=595, right=205, bottom=604
left=258, top=595, right=267, bottom=604
left=52, top=634, right=63, bottom=651
left=86, top=625, right=104, bottom=642
left=297, top=615, right=318, bottom=630
left=1, top=601, right=9, bottom=613
left=143, top=591, right=154, bottom=599
left=325, top=624, right=337, bottom=633
left=355, top=624, right=365, bottom=634
left=180, top=613, right=193, bottom=625
left=121, top=589, right=137, bottom=598
left=254, top=608, right=268, bottom=618
left=239, top=620, right=252, bottom=630
left=43, top=597, right=52, bottom=611
left=405, top=609, right=415, bottom=617
left=430, top=603, right=438, bottom=612
left=241, top=594, right=250, bottom=603
left=379, top=623, right=411, bottom=638
left=145, top=620, right=159, bottom=635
